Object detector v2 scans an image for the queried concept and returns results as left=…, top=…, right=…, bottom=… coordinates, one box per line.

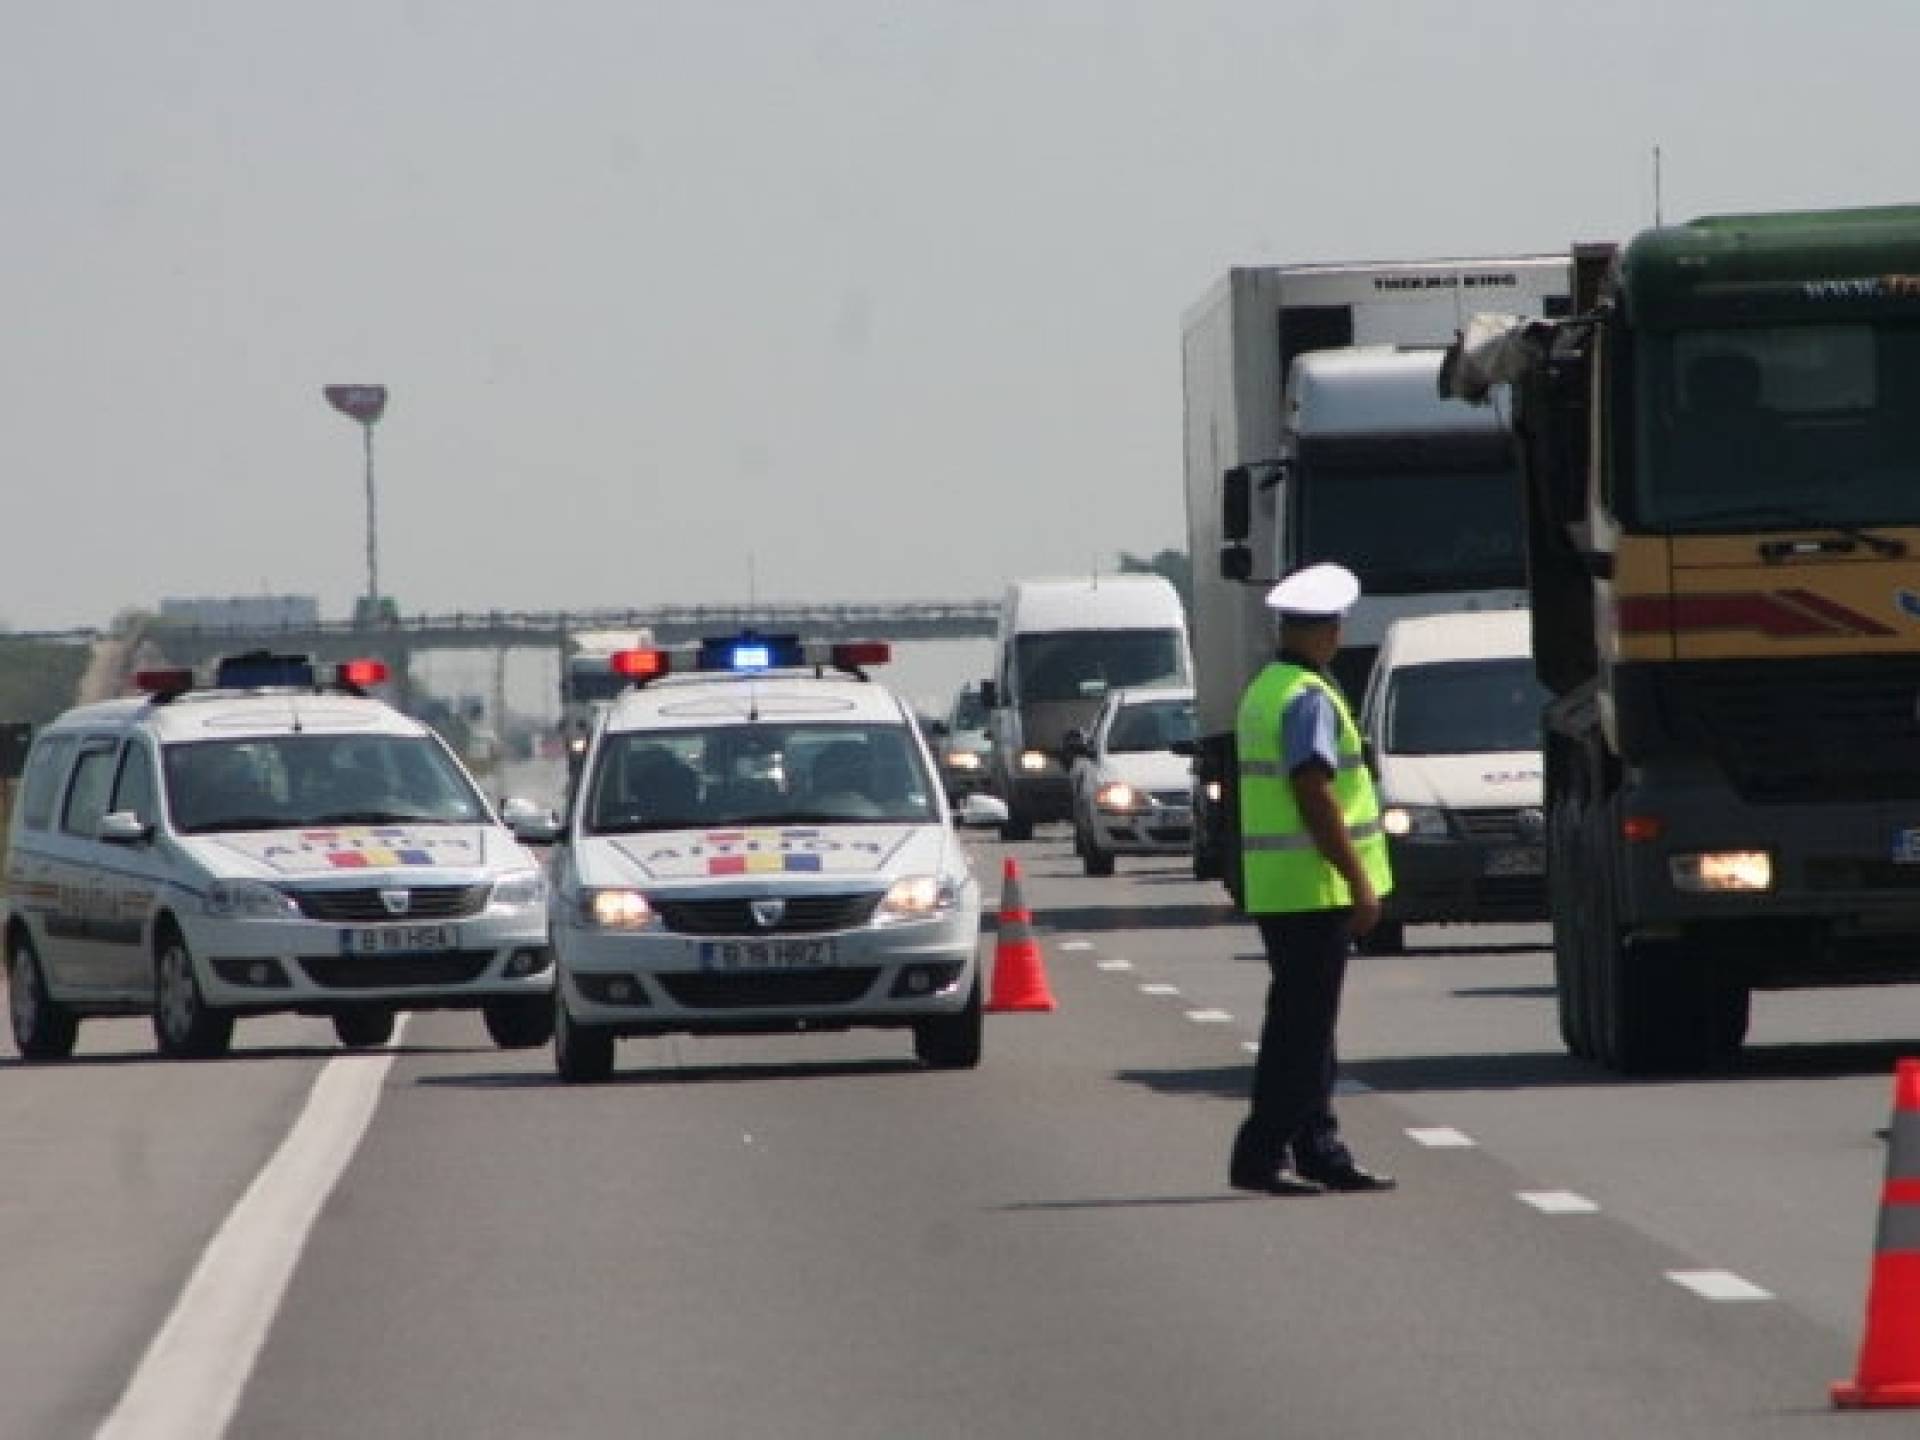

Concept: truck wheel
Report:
left=1549, top=806, right=1594, bottom=1060
left=153, top=928, right=234, bottom=1060
left=8, top=933, right=79, bottom=1061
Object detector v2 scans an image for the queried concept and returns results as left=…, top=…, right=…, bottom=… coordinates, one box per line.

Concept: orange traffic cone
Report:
left=986, top=855, right=1056, bottom=1013
left=1833, top=1058, right=1920, bottom=1408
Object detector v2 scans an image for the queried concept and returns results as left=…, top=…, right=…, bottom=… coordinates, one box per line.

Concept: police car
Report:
left=546, top=633, right=993, bottom=1082
left=2, top=652, right=555, bottom=1060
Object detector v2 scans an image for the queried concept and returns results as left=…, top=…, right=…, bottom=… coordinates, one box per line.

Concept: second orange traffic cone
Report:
left=986, top=855, right=1056, bottom=1013
left=1833, top=1058, right=1920, bottom=1408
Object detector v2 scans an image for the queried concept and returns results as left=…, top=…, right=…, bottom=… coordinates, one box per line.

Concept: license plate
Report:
left=338, top=924, right=458, bottom=955
left=698, top=939, right=833, bottom=971
left=1485, top=847, right=1545, bottom=877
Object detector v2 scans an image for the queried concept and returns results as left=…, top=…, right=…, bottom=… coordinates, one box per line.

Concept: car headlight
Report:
left=1381, top=805, right=1450, bottom=840
left=946, top=750, right=983, bottom=772
left=1670, top=851, right=1773, bottom=893
left=1019, top=749, right=1049, bottom=773
left=579, top=887, right=655, bottom=929
left=204, top=880, right=301, bottom=920
left=491, top=871, right=549, bottom=909
left=1095, top=781, right=1142, bottom=813
left=877, top=874, right=958, bottom=922
left=1203, top=780, right=1223, bottom=803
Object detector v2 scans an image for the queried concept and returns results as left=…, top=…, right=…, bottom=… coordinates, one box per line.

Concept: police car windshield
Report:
left=1107, top=699, right=1195, bottom=754
left=587, top=723, right=937, bottom=833
left=1383, top=658, right=1547, bottom=756
left=163, top=735, right=489, bottom=834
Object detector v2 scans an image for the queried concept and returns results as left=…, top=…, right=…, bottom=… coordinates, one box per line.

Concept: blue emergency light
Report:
left=695, top=633, right=806, bottom=673
left=214, top=652, right=317, bottom=688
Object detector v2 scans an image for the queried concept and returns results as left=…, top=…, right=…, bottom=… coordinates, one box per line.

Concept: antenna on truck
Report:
left=1652, top=145, right=1665, bottom=227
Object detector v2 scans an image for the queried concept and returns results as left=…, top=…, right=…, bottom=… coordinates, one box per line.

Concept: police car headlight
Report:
left=1019, top=749, right=1049, bottom=773
left=205, top=880, right=301, bottom=920
left=1095, top=781, right=1142, bottom=813
left=1381, top=805, right=1449, bottom=840
left=878, top=875, right=957, bottom=923
left=490, top=871, right=549, bottom=909
left=580, top=888, right=655, bottom=929
left=946, top=751, right=983, bottom=772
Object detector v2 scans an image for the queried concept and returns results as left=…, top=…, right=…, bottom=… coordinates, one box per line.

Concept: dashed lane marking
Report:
left=1139, top=983, right=1181, bottom=996
left=96, top=1020, right=409, bottom=1440
left=1407, top=1127, right=1477, bottom=1148
left=1185, top=1009, right=1234, bottom=1024
left=1060, top=940, right=1094, bottom=952
left=1097, top=959, right=1134, bottom=972
left=1519, top=1190, right=1600, bottom=1214
left=1666, top=1270, right=1773, bottom=1302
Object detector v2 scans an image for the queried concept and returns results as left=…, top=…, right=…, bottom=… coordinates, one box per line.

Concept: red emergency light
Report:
left=610, top=648, right=670, bottom=680
left=830, top=641, right=891, bottom=670
left=335, top=659, right=391, bottom=688
left=134, top=668, right=195, bottom=696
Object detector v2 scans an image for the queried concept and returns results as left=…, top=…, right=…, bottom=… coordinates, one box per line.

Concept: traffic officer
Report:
left=1228, top=562, right=1397, bottom=1196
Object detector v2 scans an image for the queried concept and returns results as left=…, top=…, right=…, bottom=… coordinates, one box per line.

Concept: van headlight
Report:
left=878, top=875, right=957, bottom=922
left=579, top=888, right=655, bottom=929
left=490, top=871, right=549, bottom=909
left=1381, top=805, right=1450, bottom=840
left=204, top=880, right=301, bottom=920
left=1019, top=749, right=1049, bottom=773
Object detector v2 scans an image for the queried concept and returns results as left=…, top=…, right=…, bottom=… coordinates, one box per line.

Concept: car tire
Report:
left=333, top=1008, right=396, bottom=1049
left=1081, top=832, right=1115, bottom=878
left=483, top=994, right=554, bottom=1050
left=913, top=976, right=983, bottom=1070
left=8, top=932, right=79, bottom=1061
left=554, top=994, right=615, bottom=1084
left=153, top=926, right=234, bottom=1060
left=1000, top=806, right=1034, bottom=843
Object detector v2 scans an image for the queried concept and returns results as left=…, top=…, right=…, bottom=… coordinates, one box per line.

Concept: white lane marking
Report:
left=1666, top=1270, right=1773, bottom=1302
left=1519, top=1190, right=1599, bottom=1214
left=1138, top=983, right=1181, bottom=996
left=97, top=1021, right=408, bottom=1440
left=1407, top=1127, right=1477, bottom=1148
left=1096, top=959, right=1133, bottom=972
left=1060, top=940, right=1094, bottom=952
left=1185, top=1009, right=1234, bottom=1024
left=1241, top=1041, right=1260, bottom=1053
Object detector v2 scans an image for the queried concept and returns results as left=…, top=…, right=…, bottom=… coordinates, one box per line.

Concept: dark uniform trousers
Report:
left=1231, top=907, right=1355, bottom=1176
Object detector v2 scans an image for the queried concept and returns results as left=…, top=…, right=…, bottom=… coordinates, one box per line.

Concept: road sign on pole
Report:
left=324, top=385, right=389, bottom=423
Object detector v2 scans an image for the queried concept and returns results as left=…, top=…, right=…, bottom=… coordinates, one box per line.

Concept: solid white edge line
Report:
left=1666, top=1269, right=1774, bottom=1302
left=1518, top=1190, right=1600, bottom=1214
left=96, top=1019, right=407, bottom=1440
left=1406, top=1127, right=1476, bottom=1148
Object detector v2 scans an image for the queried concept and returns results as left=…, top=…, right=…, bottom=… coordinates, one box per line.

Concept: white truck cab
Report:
left=2, top=651, right=556, bottom=1060
left=1357, top=610, right=1549, bottom=953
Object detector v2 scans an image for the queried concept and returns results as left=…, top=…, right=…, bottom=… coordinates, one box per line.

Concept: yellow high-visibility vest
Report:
left=1236, top=661, right=1393, bottom=913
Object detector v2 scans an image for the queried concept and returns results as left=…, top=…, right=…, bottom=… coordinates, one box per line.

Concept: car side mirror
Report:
left=1220, top=544, right=1253, bottom=582
left=98, top=810, right=152, bottom=846
left=501, top=796, right=564, bottom=845
left=979, top=680, right=999, bottom=710
left=1061, top=728, right=1091, bottom=761
left=956, top=793, right=1009, bottom=829
left=1169, top=738, right=1197, bottom=758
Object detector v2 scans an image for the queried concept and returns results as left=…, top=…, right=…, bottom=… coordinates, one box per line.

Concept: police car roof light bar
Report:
left=334, top=658, right=390, bottom=692
left=134, top=667, right=196, bottom=699
left=610, top=648, right=670, bottom=681
left=213, top=651, right=318, bottom=690
left=695, top=633, right=806, bottom=673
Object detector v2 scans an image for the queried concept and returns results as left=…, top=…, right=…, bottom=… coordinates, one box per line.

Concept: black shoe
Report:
left=1229, top=1166, right=1326, bottom=1197
left=1298, top=1161, right=1397, bottom=1193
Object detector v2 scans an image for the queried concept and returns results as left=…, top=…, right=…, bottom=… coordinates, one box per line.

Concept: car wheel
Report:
left=554, top=993, right=615, bottom=1083
left=8, top=932, right=79, bottom=1061
left=1000, top=806, right=1034, bottom=843
left=1081, top=832, right=1115, bottom=878
left=153, top=927, right=234, bottom=1060
left=483, top=994, right=554, bottom=1049
left=333, top=1008, right=396, bottom=1049
left=913, top=976, right=982, bottom=1070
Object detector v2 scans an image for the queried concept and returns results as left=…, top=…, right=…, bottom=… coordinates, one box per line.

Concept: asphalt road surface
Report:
left=4, top=823, right=1916, bottom=1438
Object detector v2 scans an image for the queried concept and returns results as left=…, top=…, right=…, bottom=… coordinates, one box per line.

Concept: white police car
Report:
left=2, top=652, right=555, bottom=1060
left=545, top=633, right=992, bottom=1082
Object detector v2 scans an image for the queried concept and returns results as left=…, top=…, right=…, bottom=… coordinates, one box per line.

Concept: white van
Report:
left=982, top=575, right=1192, bottom=840
left=1357, top=610, right=1549, bottom=953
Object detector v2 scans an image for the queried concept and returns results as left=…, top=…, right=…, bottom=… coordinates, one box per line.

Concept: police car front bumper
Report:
left=186, top=906, right=553, bottom=1012
left=1087, top=803, right=1194, bottom=856
left=557, top=902, right=981, bottom=1036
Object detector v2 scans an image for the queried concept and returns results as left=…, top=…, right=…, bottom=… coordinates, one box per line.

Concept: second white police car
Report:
left=543, top=633, right=997, bottom=1082
left=3, top=652, right=556, bottom=1060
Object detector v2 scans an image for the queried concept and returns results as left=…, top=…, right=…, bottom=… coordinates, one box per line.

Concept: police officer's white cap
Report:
left=1264, top=563, right=1360, bottom=619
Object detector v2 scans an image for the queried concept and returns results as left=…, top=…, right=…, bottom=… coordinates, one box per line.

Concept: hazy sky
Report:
left=7, top=0, right=1919, bottom=647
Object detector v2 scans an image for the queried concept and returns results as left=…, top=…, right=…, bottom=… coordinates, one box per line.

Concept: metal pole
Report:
left=363, top=420, right=379, bottom=616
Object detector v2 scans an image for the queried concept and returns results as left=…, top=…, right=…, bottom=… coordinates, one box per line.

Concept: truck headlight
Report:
left=1381, top=805, right=1449, bottom=840
left=490, top=871, right=549, bottom=909
left=204, top=880, right=301, bottom=920
left=1670, top=851, right=1773, bottom=893
left=1019, top=750, right=1049, bottom=773
left=1095, top=781, right=1142, bottom=813
left=878, top=875, right=957, bottom=922
left=580, top=888, right=655, bottom=928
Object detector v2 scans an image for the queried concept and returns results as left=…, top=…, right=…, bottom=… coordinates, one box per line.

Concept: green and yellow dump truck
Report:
left=1442, top=205, right=1920, bottom=1072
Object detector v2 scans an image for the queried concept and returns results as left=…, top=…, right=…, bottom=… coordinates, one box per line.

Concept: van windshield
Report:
left=163, top=734, right=489, bottom=833
left=1013, top=629, right=1187, bottom=703
left=1383, top=658, right=1546, bottom=756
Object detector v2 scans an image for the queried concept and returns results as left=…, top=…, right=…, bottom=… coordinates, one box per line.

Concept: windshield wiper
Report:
left=306, top=809, right=444, bottom=826
left=1671, top=503, right=1908, bottom=560
left=185, top=815, right=287, bottom=834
